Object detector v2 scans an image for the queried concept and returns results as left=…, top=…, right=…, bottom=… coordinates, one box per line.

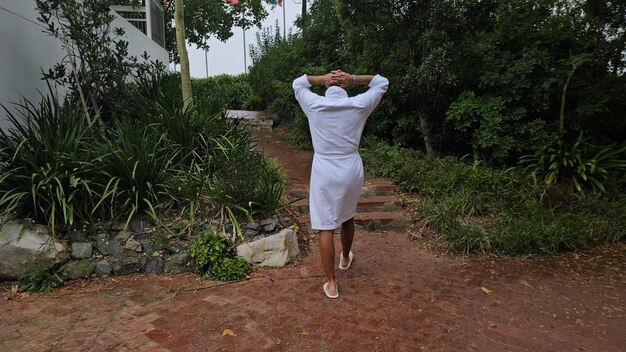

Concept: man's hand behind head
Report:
left=331, top=70, right=353, bottom=89
left=323, top=72, right=339, bottom=88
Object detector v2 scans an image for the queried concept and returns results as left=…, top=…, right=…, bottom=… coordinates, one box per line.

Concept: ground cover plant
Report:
left=361, top=143, right=626, bottom=255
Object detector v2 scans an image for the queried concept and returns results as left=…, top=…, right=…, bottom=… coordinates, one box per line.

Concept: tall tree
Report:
left=336, top=0, right=465, bottom=155
left=170, top=0, right=268, bottom=108
left=174, top=0, right=192, bottom=108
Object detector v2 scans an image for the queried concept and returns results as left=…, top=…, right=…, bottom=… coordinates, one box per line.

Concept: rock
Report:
left=360, top=186, right=376, bottom=198
left=111, top=222, right=127, bottom=231
left=381, top=201, right=400, bottom=212
left=223, top=224, right=234, bottom=234
left=124, top=239, right=142, bottom=252
left=130, top=218, right=153, bottom=233
left=366, top=220, right=381, bottom=232
left=110, top=251, right=144, bottom=275
left=60, top=258, right=97, bottom=280
left=71, top=242, right=93, bottom=259
left=68, top=230, right=86, bottom=243
left=114, top=230, right=133, bottom=242
left=261, top=218, right=278, bottom=233
left=253, top=234, right=265, bottom=241
left=244, top=228, right=259, bottom=240
left=132, top=232, right=151, bottom=241
left=144, top=256, right=164, bottom=274
left=165, top=251, right=190, bottom=274
left=95, top=239, right=123, bottom=256
left=236, top=229, right=299, bottom=267
left=246, top=222, right=263, bottom=232
left=279, top=217, right=293, bottom=228
left=54, top=242, right=67, bottom=253
left=288, top=188, right=308, bottom=198
left=168, top=242, right=185, bottom=254
left=141, top=242, right=160, bottom=254
left=95, top=260, right=112, bottom=276
left=200, top=223, right=218, bottom=233
left=0, top=222, right=65, bottom=280
left=95, top=232, right=110, bottom=241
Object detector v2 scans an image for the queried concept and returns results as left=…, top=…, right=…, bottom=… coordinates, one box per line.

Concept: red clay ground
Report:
left=1, top=129, right=624, bottom=352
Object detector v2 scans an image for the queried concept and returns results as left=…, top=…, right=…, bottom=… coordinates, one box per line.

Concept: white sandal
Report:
left=339, top=250, right=353, bottom=270
left=323, top=282, right=339, bottom=299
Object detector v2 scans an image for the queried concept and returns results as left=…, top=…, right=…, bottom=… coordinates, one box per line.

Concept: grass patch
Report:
left=362, top=143, right=626, bottom=255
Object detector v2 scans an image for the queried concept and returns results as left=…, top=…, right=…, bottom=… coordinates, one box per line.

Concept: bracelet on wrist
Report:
left=352, top=74, right=356, bottom=85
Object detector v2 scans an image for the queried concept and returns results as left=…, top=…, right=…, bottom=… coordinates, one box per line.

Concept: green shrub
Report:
left=1, top=70, right=291, bottom=242
left=192, top=74, right=254, bottom=113
left=0, top=91, right=111, bottom=232
left=189, top=230, right=252, bottom=281
left=19, top=269, right=64, bottom=293
left=520, top=135, right=626, bottom=195
left=362, top=143, right=625, bottom=255
left=96, top=118, right=179, bottom=224
left=208, top=133, right=285, bottom=214
left=284, top=110, right=313, bottom=150
left=422, top=194, right=494, bottom=253
left=131, top=71, right=183, bottom=112
left=496, top=199, right=589, bottom=255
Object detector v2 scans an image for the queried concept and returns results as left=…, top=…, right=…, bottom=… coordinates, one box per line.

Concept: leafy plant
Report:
left=0, top=90, right=111, bottom=232
left=362, top=142, right=624, bottom=255
left=36, top=0, right=153, bottom=122
left=284, top=110, right=313, bottom=150
left=189, top=230, right=252, bottom=281
left=520, top=135, right=626, bottom=195
left=19, top=269, right=65, bottom=293
left=96, top=118, right=180, bottom=226
left=192, top=74, right=255, bottom=113
left=207, top=133, right=286, bottom=215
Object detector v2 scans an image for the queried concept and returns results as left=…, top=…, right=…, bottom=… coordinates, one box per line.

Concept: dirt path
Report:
left=1, top=129, right=624, bottom=352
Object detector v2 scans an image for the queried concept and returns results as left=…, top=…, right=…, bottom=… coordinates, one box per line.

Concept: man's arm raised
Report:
left=306, top=73, right=337, bottom=87
left=330, top=70, right=376, bottom=89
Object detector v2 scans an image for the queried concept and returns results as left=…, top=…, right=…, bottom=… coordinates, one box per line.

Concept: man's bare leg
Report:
left=319, top=229, right=337, bottom=295
left=340, top=218, right=355, bottom=267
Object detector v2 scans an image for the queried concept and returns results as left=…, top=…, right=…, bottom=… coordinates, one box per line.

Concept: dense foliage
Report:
left=0, top=72, right=286, bottom=235
left=247, top=0, right=625, bottom=254
left=189, top=230, right=253, bottom=281
left=250, top=0, right=626, bottom=165
left=192, top=74, right=256, bottom=112
left=1, top=1, right=288, bottom=236
left=361, top=142, right=625, bottom=255
left=36, top=0, right=159, bottom=123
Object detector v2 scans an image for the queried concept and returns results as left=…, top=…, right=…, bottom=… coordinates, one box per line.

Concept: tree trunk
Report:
left=419, top=113, right=434, bottom=156
left=174, top=0, right=193, bottom=109
left=301, top=0, right=306, bottom=34
left=409, top=41, right=435, bottom=156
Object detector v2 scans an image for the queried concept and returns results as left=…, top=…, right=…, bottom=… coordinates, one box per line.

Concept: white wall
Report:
left=111, top=10, right=169, bottom=67
left=0, top=1, right=66, bottom=131
left=0, top=0, right=169, bottom=131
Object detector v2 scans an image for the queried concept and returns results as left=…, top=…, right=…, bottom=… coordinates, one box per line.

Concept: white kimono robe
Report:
left=293, top=74, right=389, bottom=230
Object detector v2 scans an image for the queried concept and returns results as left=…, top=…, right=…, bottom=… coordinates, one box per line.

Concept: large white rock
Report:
left=236, top=229, right=299, bottom=267
left=0, top=222, right=64, bottom=280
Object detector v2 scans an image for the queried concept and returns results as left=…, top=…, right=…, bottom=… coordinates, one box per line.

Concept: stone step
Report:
left=226, top=110, right=273, bottom=131
left=287, top=183, right=397, bottom=199
left=294, top=195, right=401, bottom=214
left=298, top=211, right=412, bottom=233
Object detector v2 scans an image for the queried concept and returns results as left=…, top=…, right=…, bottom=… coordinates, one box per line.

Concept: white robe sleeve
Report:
left=292, top=74, right=319, bottom=111
left=353, top=74, right=389, bottom=116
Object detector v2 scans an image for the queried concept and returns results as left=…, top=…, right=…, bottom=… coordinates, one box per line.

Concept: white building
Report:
left=0, top=0, right=169, bottom=130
